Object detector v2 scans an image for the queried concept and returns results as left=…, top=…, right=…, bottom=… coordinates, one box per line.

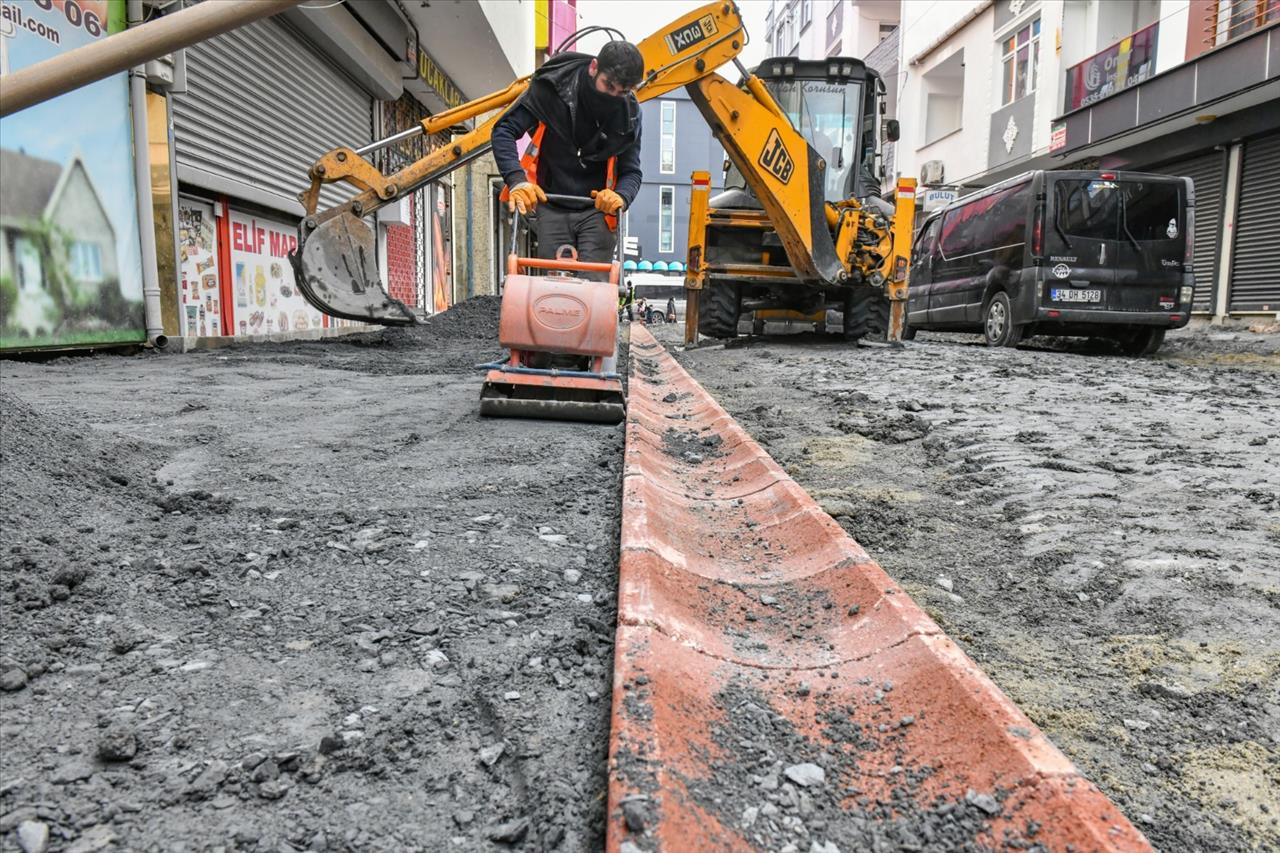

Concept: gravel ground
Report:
left=0, top=297, right=625, bottom=852
left=652, top=321, right=1280, bottom=852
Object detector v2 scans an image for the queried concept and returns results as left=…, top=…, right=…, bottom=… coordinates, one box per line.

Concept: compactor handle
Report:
left=542, top=193, right=597, bottom=208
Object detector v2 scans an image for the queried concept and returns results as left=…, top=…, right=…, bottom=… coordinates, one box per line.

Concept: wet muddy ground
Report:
left=1, top=298, right=625, bottom=852
left=655, top=322, right=1280, bottom=852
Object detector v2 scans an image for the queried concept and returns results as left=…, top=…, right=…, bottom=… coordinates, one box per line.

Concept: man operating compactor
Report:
left=492, top=41, right=645, bottom=277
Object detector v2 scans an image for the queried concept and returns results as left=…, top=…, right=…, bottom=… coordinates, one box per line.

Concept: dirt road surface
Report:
left=1, top=298, right=625, bottom=852
left=653, top=323, right=1280, bottom=852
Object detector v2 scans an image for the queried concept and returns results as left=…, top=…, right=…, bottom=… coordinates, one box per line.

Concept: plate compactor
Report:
left=478, top=195, right=626, bottom=424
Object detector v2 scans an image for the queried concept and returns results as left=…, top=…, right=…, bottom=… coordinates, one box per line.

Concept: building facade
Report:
left=146, top=0, right=532, bottom=342
left=895, top=0, right=1279, bottom=319
left=627, top=87, right=727, bottom=270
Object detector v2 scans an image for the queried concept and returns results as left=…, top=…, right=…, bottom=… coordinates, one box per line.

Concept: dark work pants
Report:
left=530, top=203, right=619, bottom=375
left=532, top=204, right=615, bottom=281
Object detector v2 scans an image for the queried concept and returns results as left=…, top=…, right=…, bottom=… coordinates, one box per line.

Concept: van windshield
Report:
left=1054, top=179, right=1182, bottom=241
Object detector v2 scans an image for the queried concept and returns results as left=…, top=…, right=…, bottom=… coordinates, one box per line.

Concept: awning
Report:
left=653, top=261, right=669, bottom=272
left=622, top=260, right=637, bottom=271
left=638, top=260, right=653, bottom=271
left=669, top=261, right=685, bottom=273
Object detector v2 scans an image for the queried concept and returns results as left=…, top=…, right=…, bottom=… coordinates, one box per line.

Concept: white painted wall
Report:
left=896, top=1, right=994, bottom=186
left=480, top=0, right=535, bottom=78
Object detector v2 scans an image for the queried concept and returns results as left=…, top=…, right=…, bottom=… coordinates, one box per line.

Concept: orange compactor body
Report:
left=479, top=251, right=626, bottom=423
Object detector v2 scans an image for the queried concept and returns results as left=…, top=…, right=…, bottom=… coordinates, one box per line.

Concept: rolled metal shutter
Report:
left=1229, top=131, right=1280, bottom=312
left=1160, top=151, right=1224, bottom=312
left=172, top=15, right=372, bottom=214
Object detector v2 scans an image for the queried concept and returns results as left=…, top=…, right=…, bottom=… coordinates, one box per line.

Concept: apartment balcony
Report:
left=1064, top=21, right=1160, bottom=112
left=1201, top=0, right=1280, bottom=51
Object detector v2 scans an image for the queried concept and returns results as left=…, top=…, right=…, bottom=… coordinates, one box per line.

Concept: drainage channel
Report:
left=605, top=326, right=1151, bottom=852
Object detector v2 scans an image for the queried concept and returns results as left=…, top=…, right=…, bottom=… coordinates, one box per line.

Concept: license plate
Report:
left=1050, top=288, right=1102, bottom=303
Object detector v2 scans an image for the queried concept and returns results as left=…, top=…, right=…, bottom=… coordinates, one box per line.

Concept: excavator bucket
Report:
left=289, top=212, right=418, bottom=325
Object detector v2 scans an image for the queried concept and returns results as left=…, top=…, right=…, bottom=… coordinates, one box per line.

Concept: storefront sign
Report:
left=1049, top=121, right=1067, bottom=152
left=228, top=209, right=324, bottom=336
left=921, top=189, right=959, bottom=211
left=1066, top=22, right=1159, bottom=111
left=417, top=48, right=463, bottom=110
left=0, top=0, right=146, bottom=350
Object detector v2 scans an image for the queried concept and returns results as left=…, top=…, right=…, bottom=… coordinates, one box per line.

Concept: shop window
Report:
left=659, top=186, right=675, bottom=253
left=1000, top=18, right=1040, bottom=106
left=660, top=101, right=677, bottom=174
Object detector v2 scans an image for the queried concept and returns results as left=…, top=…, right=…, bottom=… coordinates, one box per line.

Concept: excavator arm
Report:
left=291, top=1, right=853, bottom=325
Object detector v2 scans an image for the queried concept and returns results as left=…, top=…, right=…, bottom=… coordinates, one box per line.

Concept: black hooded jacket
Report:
left=492, top=52, right=643, bottom=206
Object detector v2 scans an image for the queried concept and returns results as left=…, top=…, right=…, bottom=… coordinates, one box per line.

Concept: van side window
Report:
left=938, top=181, right=1031, bottom=257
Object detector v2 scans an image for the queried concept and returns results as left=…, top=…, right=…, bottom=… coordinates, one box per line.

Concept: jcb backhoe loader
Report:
left=290, top=1, right=916, bottom=356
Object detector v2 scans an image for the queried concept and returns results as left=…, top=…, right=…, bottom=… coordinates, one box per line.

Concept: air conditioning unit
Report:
left=921, top=160, right=945, bottom=186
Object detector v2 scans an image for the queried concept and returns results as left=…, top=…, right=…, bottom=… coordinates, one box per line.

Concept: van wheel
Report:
left=1119, top=327, right=1166, bottom=356
left=901, top=318, right=917, bottom=341
left=984, top=292, right=1021, bottom=347
left=751, top=315, right=765, bottom=335
left=698, top=279, right=742, bottom=339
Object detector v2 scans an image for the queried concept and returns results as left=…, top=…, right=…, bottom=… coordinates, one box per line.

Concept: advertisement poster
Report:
left=431, top=182, right=452, bottom=314
left=1066, top=22, right=1159, bottom=111
left=0, top=0, right=146, bottom=349
left=177, top=198, right=222, bottom=337
left=227, top=208, right=324, bottom=336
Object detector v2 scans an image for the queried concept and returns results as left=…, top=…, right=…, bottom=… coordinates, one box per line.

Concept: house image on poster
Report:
left=0, top=148, right=120, bottom=337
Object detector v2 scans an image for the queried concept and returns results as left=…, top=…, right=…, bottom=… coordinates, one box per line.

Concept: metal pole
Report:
left=0, top=0, right=305, bottom=117
left=127, top=0, right=165, bottom=348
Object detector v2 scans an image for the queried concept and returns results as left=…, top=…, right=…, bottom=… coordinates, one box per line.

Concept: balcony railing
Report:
left=1203, top=0, right=1280, bottom=47
left=1064, top=21, right=1159, bottom=112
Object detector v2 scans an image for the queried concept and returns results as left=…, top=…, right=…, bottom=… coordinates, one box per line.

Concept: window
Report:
left=921, top=50, right=964, bottom=145
left=939, top=182, right=1030, bottom=257
left=659, top=186, right=675, bottom=253
left=878, top=22, right=897, bottom=43
left=1122, top=181, right=1183, bottom=242
left=800, top=0, right=812, bottom=31
left=1052, top=179, right=1184, bottom=242
left=660, top=101, right=676, bottom=174
left=69, top=241, right=104, bottom=283
left=1000, top=18, right=1040, bottom=105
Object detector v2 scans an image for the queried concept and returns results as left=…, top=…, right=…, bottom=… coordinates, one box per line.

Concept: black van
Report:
left=904, top=170, right=1194, bottom=355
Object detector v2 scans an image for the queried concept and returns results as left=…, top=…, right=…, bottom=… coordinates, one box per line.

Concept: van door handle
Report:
left=1100, top=243, right=1106, bottom=265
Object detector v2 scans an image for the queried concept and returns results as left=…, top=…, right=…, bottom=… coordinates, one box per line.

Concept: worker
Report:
left=619, top=281, right=635, bottom=322
left=666, top=296, right=677, bottom=323
left=492, top=41, right=645, bottom=279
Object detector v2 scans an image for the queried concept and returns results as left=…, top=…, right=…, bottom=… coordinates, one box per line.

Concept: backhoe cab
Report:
left=691, top=57, right=909, bottom=340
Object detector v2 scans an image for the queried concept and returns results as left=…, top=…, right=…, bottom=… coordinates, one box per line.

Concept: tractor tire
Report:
left=842, top=288, right=889, bottom=342
left=867, top=290, right=891, bottom=341
left=839, top=290, right=870, bottom=340
left=698, top=279, right=742, bottom=339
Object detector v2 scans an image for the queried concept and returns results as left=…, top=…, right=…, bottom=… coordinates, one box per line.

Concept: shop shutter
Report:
left=1229, top=132, right=1280, bottom=312
left=1159, top=151, right=1224, bottom=312
left=172, top=15, right=372, bottom=214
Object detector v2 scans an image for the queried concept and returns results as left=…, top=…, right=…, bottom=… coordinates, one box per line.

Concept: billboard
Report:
left=0, top=0, right=145, bottom=349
